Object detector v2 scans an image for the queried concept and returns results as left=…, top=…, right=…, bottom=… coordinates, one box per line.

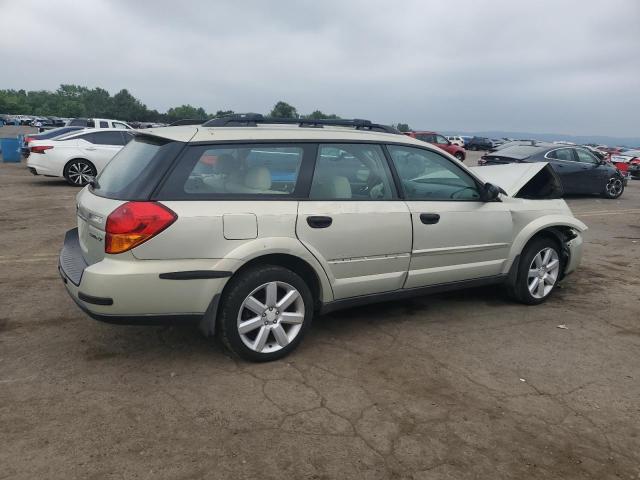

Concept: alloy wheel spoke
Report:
left=272, top=324, right=289, bottom=347
left=529, top=277, right=540, bottom=292
left=542, top=248, right=552, bottom=266
left=265, top=282, right=278, bottom=307
left=277, top=289, right=299, bottom=310
left=238, top=316, right=263, bottom=334
left=537, top=279, right=545, bottom=297
left=244, top=296, right=266, bottom=315
left=533, top=253, right=543, bottom=268
left=279, top=312, right=304, bottom=324
left=528, top=268, right=539, bottom=278
left=253, top=326, right=269, bottom=352
left=546, top=259, right=559, bottom=271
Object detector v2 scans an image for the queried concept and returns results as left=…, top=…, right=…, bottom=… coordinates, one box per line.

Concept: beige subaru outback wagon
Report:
left=59, top=115, right=586, bottom=361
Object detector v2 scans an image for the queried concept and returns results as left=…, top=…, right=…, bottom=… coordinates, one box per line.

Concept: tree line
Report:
left=0, top=84, right=410, bottom=130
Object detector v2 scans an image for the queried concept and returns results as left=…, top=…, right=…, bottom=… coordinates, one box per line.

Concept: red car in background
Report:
left=610, top=150, right=640, bottom=179
left=404, top=131, right=466, bottom=161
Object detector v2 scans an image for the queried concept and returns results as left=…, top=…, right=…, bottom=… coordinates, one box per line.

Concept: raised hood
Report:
left=469, top=162, right=563, bottom=199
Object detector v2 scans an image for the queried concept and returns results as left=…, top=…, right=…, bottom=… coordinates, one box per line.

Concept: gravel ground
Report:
left=0, top=150, right=639, bottom=479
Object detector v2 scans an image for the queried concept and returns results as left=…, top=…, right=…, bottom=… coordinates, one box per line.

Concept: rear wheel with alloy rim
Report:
left=218, top=265, right=313, bottom=361
left=64, top=159, right=96, bottom=186
left=603, top=176, right=624, bottom=199
left=454, top=152, right=464, bottom=162
left=508, top=237, right=562, bottom=305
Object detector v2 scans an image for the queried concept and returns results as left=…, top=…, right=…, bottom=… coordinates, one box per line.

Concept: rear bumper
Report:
left=26, top=156, right=59, bottom=176
left=59, top=228, right=234, bottom=324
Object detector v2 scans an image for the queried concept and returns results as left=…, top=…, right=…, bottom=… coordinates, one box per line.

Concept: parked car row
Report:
left=1, top=113, right=172, bottom=131
left=0, top=114, right=70, bottom=128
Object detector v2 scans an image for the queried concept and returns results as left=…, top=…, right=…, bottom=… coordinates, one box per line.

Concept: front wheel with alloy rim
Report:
left=603, top=176, right=624, bottom=199
left=508, top=237, right=562, bottom=305
left=218, top=265, right=313, bottom=362
left=64, top=159, right=96, bottom=186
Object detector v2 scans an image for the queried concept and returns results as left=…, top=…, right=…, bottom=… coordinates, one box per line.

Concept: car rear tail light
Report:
left=105, top=202, right=177, bottom=254
left=30, top=145, right=53, bottom=154
left=24, top=136, right=34, bottom=143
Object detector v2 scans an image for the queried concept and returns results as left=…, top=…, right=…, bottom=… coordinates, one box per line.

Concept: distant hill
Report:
left=440, top=130, right=640, bottom=148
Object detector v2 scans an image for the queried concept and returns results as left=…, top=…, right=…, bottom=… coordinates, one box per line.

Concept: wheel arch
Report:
left=199, top=248, right=332, bottom=337
left=506, top=215, right=587, bottom=283
left=64, top=157, right=96, bottom=170
left=227, top=253, right=325, bottom=310
left=63, top=158, right=97, bottom=181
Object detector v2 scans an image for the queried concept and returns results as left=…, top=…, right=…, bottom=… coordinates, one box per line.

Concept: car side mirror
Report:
left=481, top=182, right=501, bottom=201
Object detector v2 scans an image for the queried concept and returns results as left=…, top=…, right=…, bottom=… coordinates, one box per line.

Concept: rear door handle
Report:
left=420, top=213, right=440, bottom=225
left=307, top=216, right=332, bottom=229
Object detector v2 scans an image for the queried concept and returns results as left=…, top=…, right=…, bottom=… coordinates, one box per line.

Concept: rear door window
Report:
left=574, top=149, right=598, bottom=164
left=74, top=133, right=96, bottom=143
left=416, top=134, right=436, bottom=143
left=310, top=144, right=395, bottom=200
left=157, top=144, right=313, bottom=199
left=99, top=121, right=108, bottom=128
left=92, top=135, right=183, bottom=200
left=92, top=131, right=126, bottom=145
left=548, top=148, right=575, bottom=162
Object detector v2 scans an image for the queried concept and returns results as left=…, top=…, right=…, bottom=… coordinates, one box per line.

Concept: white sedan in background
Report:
left=27, top=129, right=134, bottom=186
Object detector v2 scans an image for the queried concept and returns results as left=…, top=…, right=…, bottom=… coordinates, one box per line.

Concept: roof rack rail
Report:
left=201, top=113, right=402, bottom=134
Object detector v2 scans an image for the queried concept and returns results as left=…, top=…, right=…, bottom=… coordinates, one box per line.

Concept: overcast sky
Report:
left=1, top=0, right=639, bottom=136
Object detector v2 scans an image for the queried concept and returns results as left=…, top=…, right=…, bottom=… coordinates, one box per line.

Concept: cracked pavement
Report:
left=1, top=152, right=639, bottom=479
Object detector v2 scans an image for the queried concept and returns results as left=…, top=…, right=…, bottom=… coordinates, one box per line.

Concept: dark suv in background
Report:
left=466, top=136, right=494, bottom=151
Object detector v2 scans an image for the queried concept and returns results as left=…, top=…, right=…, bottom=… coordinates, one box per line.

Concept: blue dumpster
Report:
left=1, top=137, right=21, bottom=162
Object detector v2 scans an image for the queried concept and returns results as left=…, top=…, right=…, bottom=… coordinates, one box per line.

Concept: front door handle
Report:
left=420, top=213, right=440, bottom=225
left=307, top=216, right=332, bottom=229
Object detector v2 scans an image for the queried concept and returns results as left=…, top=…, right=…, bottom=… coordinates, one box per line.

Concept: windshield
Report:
left=92, top=135, right=183, bottom=200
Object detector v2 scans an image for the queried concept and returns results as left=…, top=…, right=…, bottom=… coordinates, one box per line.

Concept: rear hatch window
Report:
left=91, top=135, right=184, bottom=200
